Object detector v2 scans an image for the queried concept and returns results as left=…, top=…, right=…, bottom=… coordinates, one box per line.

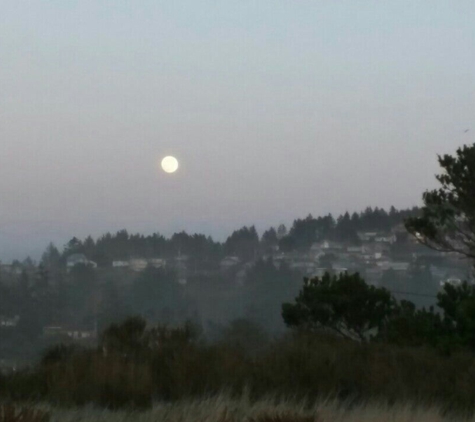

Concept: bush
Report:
left=0, top=404, right=50, bottom=422
left=282, top=272, right=393, bottom=341
left=40, top=344, right=81, bottom=366
left=4, top=318, right=475, bottom=413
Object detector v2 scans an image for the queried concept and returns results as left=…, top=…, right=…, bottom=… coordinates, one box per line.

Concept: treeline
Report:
left=0, top=257, right=303, bottom=363
left=37, top=206, right=419, bottom=268
left=277, top=206, right=420, bottom=251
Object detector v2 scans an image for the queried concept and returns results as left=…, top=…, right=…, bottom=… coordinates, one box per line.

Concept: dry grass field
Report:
left=6, top=394, right=475, bottom=422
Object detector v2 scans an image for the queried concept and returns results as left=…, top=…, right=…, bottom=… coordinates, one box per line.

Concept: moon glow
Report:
left=161, top=156, right=179, bottom=173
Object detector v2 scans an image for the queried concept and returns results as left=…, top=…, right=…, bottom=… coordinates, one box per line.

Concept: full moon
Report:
left=161, top=156, right=179, bottom=173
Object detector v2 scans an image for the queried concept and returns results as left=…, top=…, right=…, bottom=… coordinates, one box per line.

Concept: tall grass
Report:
left=2, top=327, right=475, bottom=414
left=19, top=395, right=475, bottom=422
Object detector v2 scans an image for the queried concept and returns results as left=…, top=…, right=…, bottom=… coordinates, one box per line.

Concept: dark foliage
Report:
left=3, top=314, right=475, bottom=413
left=282, top=272, right=393, bottom=341
left=406, top=143, right=475, bottom=260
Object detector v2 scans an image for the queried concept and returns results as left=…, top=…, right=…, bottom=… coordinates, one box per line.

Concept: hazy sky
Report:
left=0, top=1, right=474, bottom=261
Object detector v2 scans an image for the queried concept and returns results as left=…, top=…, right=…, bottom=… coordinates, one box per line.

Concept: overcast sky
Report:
left=0, top=1, right=474, bottom=261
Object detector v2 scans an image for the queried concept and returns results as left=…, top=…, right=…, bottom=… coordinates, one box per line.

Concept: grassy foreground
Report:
left=9, top=394, right=475, bottom=422
left=4, top=327, right=475, bottom=413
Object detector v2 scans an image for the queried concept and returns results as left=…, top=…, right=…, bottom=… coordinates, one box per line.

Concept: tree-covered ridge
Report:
left=279, top=207, right=420, bottom=252
left=41, top=206, right=420, bottom=268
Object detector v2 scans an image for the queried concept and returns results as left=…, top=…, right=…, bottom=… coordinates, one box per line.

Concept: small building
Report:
left=347, top=246, right=366, bottom=254
left=43, top=326, right=97, bottom=341
left=220, top=256, right=240, bottom=271
left=149, top=258, right=166, bottom=269
left=372, top=242, right=391, bottom=254
left=0, top=315, right=20, bottom=328
left=375, top=234, right=397, bottom=244
left=289, top=260, right=316, bottom=275
left=66, top=329, right=96, bottom=340
left=310, top=242, right=324, bottom=254
left=112, top=260, right=129, bottom=268
left=66, top=254, right=97, bottom=269
left=0, top=265, right=23, bottom=275
left=378, top=261, right=411, bottom=273
left=321, top=240, right=344, bottom=251
left=392, top=223, right=407, bottom=234
left=129, top=259, right=148, bottom=272
left=66, top=253, right=88, bottom=267
left=43, top=326, right=66, bottom=337
left=389, top=262, right=411, bottom=272
left=357, top=232, right=378, bottom=242
left=440, top=277, right=463, bottom=288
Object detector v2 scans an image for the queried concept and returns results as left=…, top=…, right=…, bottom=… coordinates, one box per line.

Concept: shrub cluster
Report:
left=2, top=317, right=475, bottom=413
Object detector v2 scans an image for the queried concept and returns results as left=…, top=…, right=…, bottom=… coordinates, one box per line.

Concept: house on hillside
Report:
left=66, top=254, right=97, bottom=270
left=129, top=259, right=148, bottom=272
left=220, top=256, right=240, bottom=271
left=347, top=246, right=366, bottom=254
left=119, top=258, right=167, bottom=272
left=272, top=253, right=289, bottom=269
left=321, top=240, right=344, bottom=252
left=112, top=260, right=129, bottom=268
left=372, top=242, right=391, bottom=254
left=43, top=326, right=65, bottom=337
left=357, top=232, right=378, bottom=242
left=440, top=277, right=463, bottom=288
left=0, top=315, right=19, bottom=327
left=0, top=264, right=23, bottom=276
left=375, top=234, right=397, bottom=244
left=378, top=261, right=411, bottom=274
left=310, top=242, right=323, bottom=255
left=392, top=223, right=407, bottom=234
left=43, top=326, right=97, bottom=341
left=289, top=260, right=316, bottom=275
left=149, top=258, right=166, bottom=269
left=66, top=329, right=97, bottom=340
left=388, top=262, right=411, bottom=272
left=172, top=257, right=188, bottom=285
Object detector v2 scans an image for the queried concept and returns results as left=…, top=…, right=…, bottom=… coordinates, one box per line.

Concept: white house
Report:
left=347, top=246, right=366, bottom=254
left=375, top=234, right=397, bottom=244
left=440, top=277, right=463, bottom=287
left=357, top=232, right=378, bottom=242
left=289, top=260, right=316, bottom=275
left=148, top=258, right=166, bottom=268
left=113, top=260, right=129, bottom=268
left=0, top=315, right=19, bottom=327
left=220, top=256, right=240, bottom=271
left=112, top=261, right=129, bottom=268
left=378, top=261, right=411, bottom=272
left=129, top=259, right=148, bottom=272
left=66, top=329, right=96, bottom=340
left=0, top=265, right=23, bottom=275
left=66, top=254, right=97, bottom=269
